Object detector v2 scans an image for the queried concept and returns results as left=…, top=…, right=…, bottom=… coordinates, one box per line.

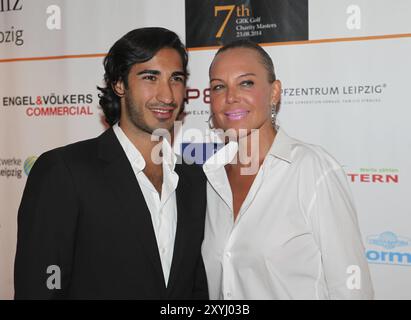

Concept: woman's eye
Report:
left=240, top=80, right=254, bottom=87
left=211, top=84, right=224, bottom=91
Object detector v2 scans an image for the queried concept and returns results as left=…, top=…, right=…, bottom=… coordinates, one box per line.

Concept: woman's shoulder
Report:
left=277, top=129, right=344, bottom=174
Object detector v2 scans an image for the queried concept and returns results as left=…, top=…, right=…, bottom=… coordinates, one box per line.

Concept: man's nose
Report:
left=156, top=80, right=174, bottom=105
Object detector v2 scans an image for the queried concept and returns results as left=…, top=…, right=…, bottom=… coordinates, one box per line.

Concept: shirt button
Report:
left=225, top=252, right=231, bottom=258
left=160, top=248, right=166, bottom=254
left=226, top=292, right=232, bottom=298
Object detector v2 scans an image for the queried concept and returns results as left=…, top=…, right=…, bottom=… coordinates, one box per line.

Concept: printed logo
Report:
left=0, top=157, right=22, bottom=179
left=347, top=167, right=399, bottom=184
left=282, top=83, right=387, bottom=106
left=0, top=155, right=37, bottom=179
left=0, top=0, right=24, bottom=47
left=185, top=0, right=308, bottom=48
left=367, top=232, right=411, bottom=250
left=24, top=156, right=38, bottom=176
left=1, top=93, right=95, bottom=117
left=0, top=0, right=23, bottom=12
left=366, top=231, right=411, bottom=267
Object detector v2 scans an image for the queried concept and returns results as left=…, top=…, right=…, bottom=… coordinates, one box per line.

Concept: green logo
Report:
left=24, top=156, right=38, bottom=176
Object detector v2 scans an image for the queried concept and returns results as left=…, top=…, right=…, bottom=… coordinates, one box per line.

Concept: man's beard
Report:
left=124, top=93, right=179, bottom=135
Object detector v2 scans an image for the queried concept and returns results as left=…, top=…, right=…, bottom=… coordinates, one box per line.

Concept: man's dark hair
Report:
left=97, top=27, right=188, bottom=126
left=211, top=39, right=276, bottom=83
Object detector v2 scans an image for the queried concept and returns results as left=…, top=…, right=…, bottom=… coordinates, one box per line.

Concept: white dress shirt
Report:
left=202, top=127, right=374, bottom=300
left=113, top=123, right=178, bottom=286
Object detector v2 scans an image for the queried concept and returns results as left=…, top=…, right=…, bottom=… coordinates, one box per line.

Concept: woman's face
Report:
left=209, top=47, right=281, bottom=136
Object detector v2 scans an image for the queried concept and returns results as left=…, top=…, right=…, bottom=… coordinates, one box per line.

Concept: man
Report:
left=14, top=27, right=208, bottom=299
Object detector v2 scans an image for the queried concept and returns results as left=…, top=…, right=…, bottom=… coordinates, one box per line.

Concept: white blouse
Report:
left=201, top=128, right=374, bottom=300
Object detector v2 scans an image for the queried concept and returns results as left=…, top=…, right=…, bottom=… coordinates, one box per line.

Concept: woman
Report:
left=201, top=40, right=374, bottom=299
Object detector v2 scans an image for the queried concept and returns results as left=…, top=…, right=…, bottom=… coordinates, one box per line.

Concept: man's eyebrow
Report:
left=136, top=69, right=160, bottom=75
left=136, top=70, right=187, bottom=77
left=172, top=71, right=187, bottom=77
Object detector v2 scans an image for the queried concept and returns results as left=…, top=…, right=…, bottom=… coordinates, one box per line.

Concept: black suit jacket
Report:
left=14, top=128, right=208, bottom=299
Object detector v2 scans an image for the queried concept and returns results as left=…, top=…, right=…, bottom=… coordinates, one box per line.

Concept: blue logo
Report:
left=367, top=231, right=411, bottom=250
left=366, top=231, right=411, bottom=266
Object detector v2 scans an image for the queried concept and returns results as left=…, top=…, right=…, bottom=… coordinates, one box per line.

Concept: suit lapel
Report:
left=98, top=128, right=166, bottom=290
left=166, top=164, right=192, bottom=293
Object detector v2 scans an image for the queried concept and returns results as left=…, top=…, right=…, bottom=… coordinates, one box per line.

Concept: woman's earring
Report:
left=207, top=113, right=215, bottom=130
left=271, top=104, right=277, bottom=127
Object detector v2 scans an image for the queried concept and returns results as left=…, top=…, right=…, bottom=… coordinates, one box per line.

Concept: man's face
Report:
left=118, top=48, right=186, bottom=135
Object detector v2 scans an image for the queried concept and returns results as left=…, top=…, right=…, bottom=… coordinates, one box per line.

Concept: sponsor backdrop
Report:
left=1, top=0, right=410, bottom=299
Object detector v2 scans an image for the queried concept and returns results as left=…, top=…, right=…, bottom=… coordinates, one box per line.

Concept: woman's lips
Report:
left=224, top=109, right=250, bottom=121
